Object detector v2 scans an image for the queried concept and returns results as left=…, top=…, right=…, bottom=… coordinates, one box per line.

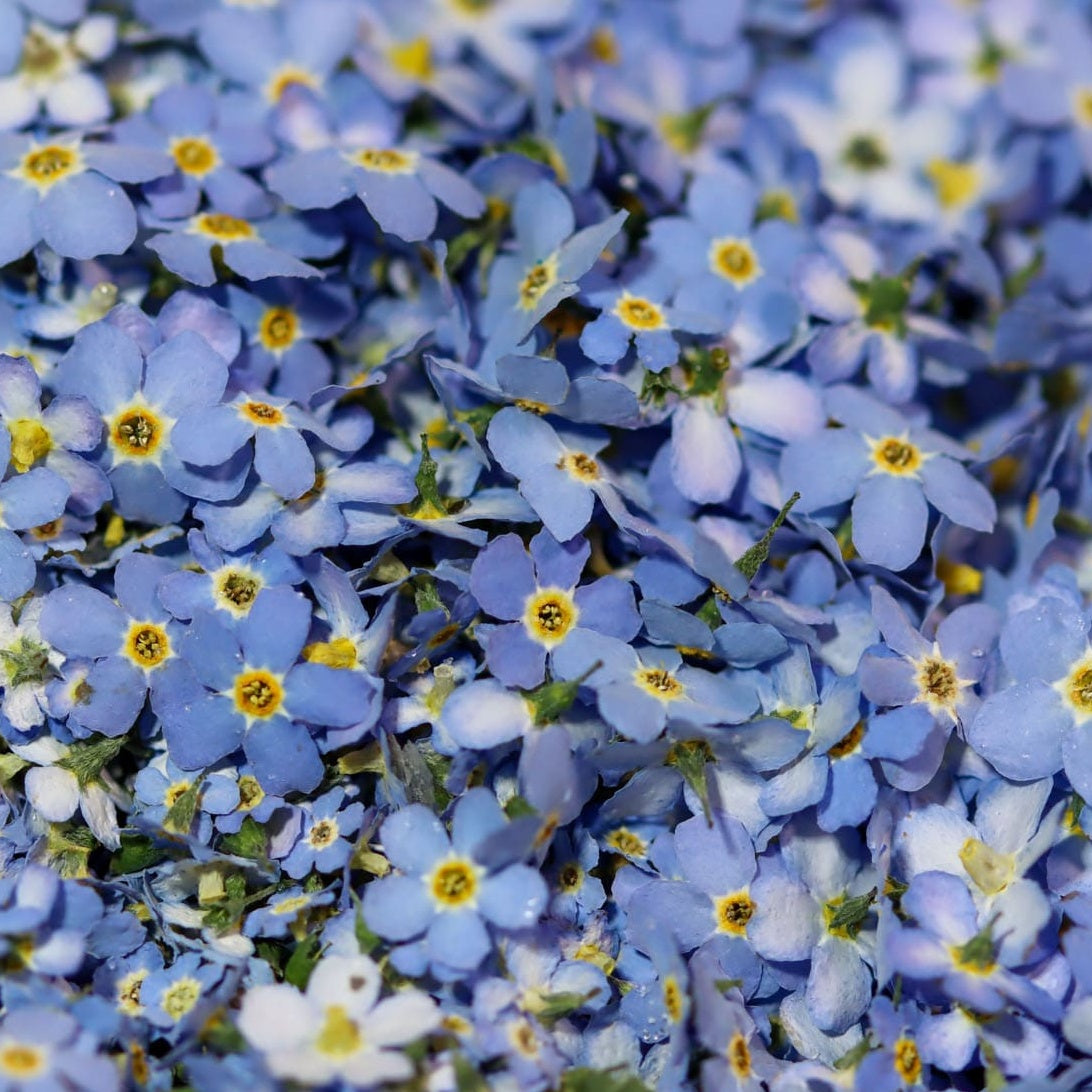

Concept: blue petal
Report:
left=363, top=874, right=433, bottom=941
left=967, top=682, right=1066, bottom=781
left=380, top=805, right=449, bottom=874
left=0, top=530, right=34, bottom=601
left=0, top=467, right=68, bottom=528
left=920, top=455, right=996, bottom=532
left=479, top=865, right=548, bottom=929
left=70, top=658, right=146, bottom=736
left=243, top=716, right=323, bottom=795
left=469, top=534, right=535, bottom=620
left=55, top=322, right=143, bottom=412
left=0, top=176, right=38, bottom=265
left=851, top=475, right=927, bottom=571
left=40, top=584, right=124, bottom=657
left=357, top=170, right=436, bottom=242
left=253, top=424, right=314, bottom=500
left=480, top=622, right=547, bottom=688
left=238, top=585, right=310, bottom=672
left=143, top=331, right=227, bottom=417
left=172, top=405, right=253, bottom=467
left=284, top=662, right=374, bottom=727
left=780, top=429, right=866, bottom=512
left=426, top=909, right=490, bottom=971
left=36, top=172, right=136, bottom=259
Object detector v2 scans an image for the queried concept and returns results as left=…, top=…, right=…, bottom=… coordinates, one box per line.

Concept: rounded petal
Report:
left=36, top=171, right=136, bottom=259
left=851, top=475, right=927, bottom=571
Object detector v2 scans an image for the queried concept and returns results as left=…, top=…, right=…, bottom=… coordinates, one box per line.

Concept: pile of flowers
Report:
left=6, top=0, right=1092, bottom=1089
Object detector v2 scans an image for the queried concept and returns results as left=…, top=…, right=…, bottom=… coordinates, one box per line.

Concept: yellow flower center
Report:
left=20, top=26, right=64, bottom=80
left=518, top=257, right=558, bottom=310
left=240, top=399, right=285, bottom=426
left=124, top=622, right=171, bottom=668
left=18, top=144, right=81, bottom=189
left=524, top=589, right=578, bottom=645
left=265, top=64, right=320, bottom=103
left=193, top=212, right=255, bottom=241
left=662, top=975, right=684, bottom=1023
left=557, top=451, right=600, bottom=481
left=233, top=669, right=284, bottom=718
left=171, top=137, right=218, bottom=177
left=604, top=827, right=647, bottom=858
left=914, top=655, right=960, bottom=713
left=614, top=294, right=665, bottom=330
left=828, top=719, right=866, bottom=759
left=710, top=238, right=761, bottom=285
left=164, top=782, right=190, bottom=807
left=111, top=408, right=163, bottom=459
left=213, top=569, right=262, bottom=614
left=893, top=1036, right=922, bottom=1083
left=0, top=1043, right=45, bottom=1078
left=756, top=188, right=798, bottom=223
left=558, top=862, right=583, bottom=893
left=237, top=775, right=264, bottom=811
left=1074, top=87, right=1092, bottom=127
left=8, top=418, right=51, bottom=472
left=869, top=435, right=924, bottom=476
left=258, top=306, right=298, bottom=352
left=728, top=1031, right=752, bottom=1078
left=116, top=969, right=149, bottom=1015
left=160, top=977, right=201, bottom=1021
left=635, top=666, right=685, bottom=700
left=715, top=891, right=755, bottom=935
left=926, top=158, right=981, bottom=210
left=387, top=37, right=433, bottom=80
left=353, top=148, right=417, bottom=174
left=842, top=133, right=889, bottom=172
left=308, top=818, right=339, bottom=849
left=1065, top=662, right=1092, bottom=715
left=428, top=858, right=480, bottom=908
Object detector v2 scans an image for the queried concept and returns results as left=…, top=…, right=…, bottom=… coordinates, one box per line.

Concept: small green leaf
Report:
left=667, top=740, right=715, bottom=824
left=504, top=794, right=537, bottom=820
left=284, top=934, right=325, bottom=989
left=833, top=1034, right=874, bottom=1071
left=407, top=434, right=448, bottom=519
left=454, top=1054, right=490, bottom=1092
left=111, top=834, right=168, bottom=875
left=825, top=887, right=878, bottom=940
left=414, top=575, right=444, bottom=615
left=560, top=1067, right=652, bottom=1092
left=218, top=817, right=268, bottom=860
left=521, top=661, right=602, bottom=725
left=57, top=734, right=127, bottom=787
left=529, top=988, right=601, bottom=1022
left=734, top=493, right=800, bottom=581
left=163, top=777, right=202, bottom=836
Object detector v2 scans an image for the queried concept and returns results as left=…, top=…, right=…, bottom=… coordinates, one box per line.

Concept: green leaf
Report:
left=414, top=575, right=444, bottom=615
left=387, top=736, right=437, bottom=808
left=111, top=834, right=168, bottom=875
left=218, top=817, right=268, bottom=860
left=667, top=740, right=715, bottom=824
left=57, top=734, right=127, bottom=787
left=734, top=493, right=800, bottom=581
left=454, top=1054, right=490, bottom=1092
left=406, top=434, right=448, bottom=519
left=825, top=887, right=878, bottom=940
left=284, top=934, right=325, bottom=989
left=355, top=905, right=380, bottom=955
left=528, top=988, right=601, bottom=1023
left=504, top=794, right=537, bottom=820
left=833, top=1034, right=874, bottom=1071
left=695, top=595, right=723, bottom=629
left=522, top=661, right=602, bottom=725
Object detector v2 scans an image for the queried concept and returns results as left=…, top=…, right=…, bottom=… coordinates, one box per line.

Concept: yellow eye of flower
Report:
left=635, top=666, right=685, bottom=700
left=614, top=294, right=665, bottom=330
left=1074, top=87, right=1092, bottom=127
left=893, top=1037, right=922, bottom=1083
left=715, top=890, right=755, bottom=935
left=18, top=143, right=81, bottom=188
left=257, top=306, right=298, bottom=351
left=213, top=568, right=262, bottom=614
left=1066, top=662, right=1092, bottom=714
left=193, top=212, right=255, bottom=240
left=353, top=148, right=417, bottom=174
left=308, top=818, right=339, bottom=848
left=315, top=1005, right=363, bottom=1056
left=111, top=408, right=163, bottom=458
left=240, top=400, right=285, bottom=426
left=170, top=137, right=218, bottom=177
left=428, top=858, right=480, bottom=908
left=160, top=977, right=202, bottom=1021
left=604, top=827, right=647, bottom=858
left=518, top=257, right=558, bottom=310
left=233, top=669, right=284, bottom=718
left=387, top=37, right=433, bottom=80
left=869, top=435, right=924, bottom=476
left=926, top=158, right=981, bottom=210
left=524, top=589, right=578, bottom=645
left=828, top=719, right=866, bottom=759
left=265, top=64, right=320, bottom=103
left=0, top=1043, right=46, bottom=1078
left=8, top=418, right=52, bottom=472
left=728, top=1031, right=752, bottom=1078
left=125, top=623, right=171, bottom=668
left=662, top=975, right=684, bottom=1022
left=710, top=238, right=761, bottom=286
left=557, top=452, right=600, bottom=481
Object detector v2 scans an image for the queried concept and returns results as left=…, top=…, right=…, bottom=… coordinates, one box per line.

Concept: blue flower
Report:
left=0, top=133, right=170, bottom=264
left=152, top=585, right=373, bottom=794
left=282, top=787, right=365, bottom=879
left=362, top=790, right=548, bottom=977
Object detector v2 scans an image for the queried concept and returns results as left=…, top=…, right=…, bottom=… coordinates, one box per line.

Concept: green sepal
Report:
left=734, top=492, right=800, bottom=581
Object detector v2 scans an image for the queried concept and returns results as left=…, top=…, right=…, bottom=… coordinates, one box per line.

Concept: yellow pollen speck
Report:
left=1025, top=491, right=1040, bottom=528
left=926, top=158, right=981, bottom=210
left=302, top=636, right=358, bottom=670
left=524, top=588, right=578, bottom=645
left=959, top=837, right=1015, bottom=895
left=353, top=148, right=417, bottom=174
left=17, top=143, right=81, bottom=189
left=258, top=306, right=298, bottom=352
left=233, top=669, right=284, bottom=718
left=8, top=418, right=51, bottom=472
left=193, top=212, right=254, bottom=240
left=614, top=294, right=665, bottom=330
left=171, top=136, right=218, bottom=177
left=125, top=622, right=171, bottom=669
left=116, top=969, right=149, bottom=1015
left=588, top=26, right=620, bottom=64
left=272, top=894, right=311, bottom=916
left=0, top=1043, right=46, bottom=1079
left=868, top=434, right=925, bottom=476
left=710, top=237, right=761, bottom=286
left=828, top=720, right=866, bottom=759
left=315, top=1005, right=363, bottom=1057
left=388, top=37, right=433, bottom=80
left=111, top=407, right=163, bottom=459
left=936, top=557, right=983, bottom=597
left=715, top=891, right=755, bottom=935
left=308, top=818, right=339, bottom=849
left=428, top=858, right=480, bottom=909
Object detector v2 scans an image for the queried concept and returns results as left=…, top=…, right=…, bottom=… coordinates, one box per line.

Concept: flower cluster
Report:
left=2, top=2, right=1092, bottom=1091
